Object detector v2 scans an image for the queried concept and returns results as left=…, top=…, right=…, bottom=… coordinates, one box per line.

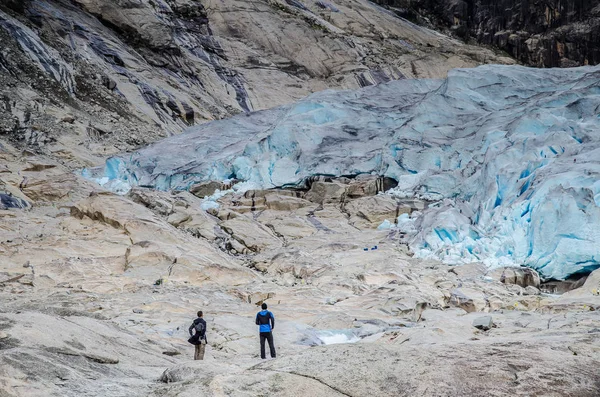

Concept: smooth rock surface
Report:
left=1, top=152, right=599, bottom=396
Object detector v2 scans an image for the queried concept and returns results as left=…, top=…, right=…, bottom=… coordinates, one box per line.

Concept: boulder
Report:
left=472, top=316, right=494, bottom=331
left=61, top=114, right=75, bottom=123
left=345, top=176, right=398, bottom=199
left=523, top=286, right=540, bottom=296
left=190, top=181, right=225, bottom=198
left=345, top=196, right=408, bottom=229
left=181, top=213, right=220, bottom=241
left=305, top=182, right=347, bottom=204
left=243, top=189, right=300, bottom=199
left=487, top=267, right=541, bottom=288
left=166, top=211, right=192, bottom=227
left=128, top=188, right=175, bottom=216
left=244, top=291, right=276, bottom=305
left=449, top=288, right=487, bottom=313
left=558, top=268, right=600, bottom=299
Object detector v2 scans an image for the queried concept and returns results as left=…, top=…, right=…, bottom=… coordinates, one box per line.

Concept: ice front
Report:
left=87, top=64, right=600, bottom=280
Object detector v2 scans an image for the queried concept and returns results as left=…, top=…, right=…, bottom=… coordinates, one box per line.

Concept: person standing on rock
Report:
left=188, top=311, right=207, bottom=360
left=255, top=303, right=276, bottom=359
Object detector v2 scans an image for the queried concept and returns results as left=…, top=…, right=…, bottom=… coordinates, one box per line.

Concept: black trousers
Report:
left=260, top=332, right=276, bottom=359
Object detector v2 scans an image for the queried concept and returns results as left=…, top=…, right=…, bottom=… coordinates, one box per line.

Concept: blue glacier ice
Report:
left=87, top=64, right=600, bottom=280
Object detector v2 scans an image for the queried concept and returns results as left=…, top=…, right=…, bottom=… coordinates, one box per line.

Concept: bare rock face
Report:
left=449, top=287, right=488, bottom=313
left=558, top=268, right=600, bottom=299
left=345, top=195, right=409, bottom=228
left=221, top=217, right=283, bottom=253
left=0, top=0, right=514, bottom=169
left=72, top=0, right=176, bottom=50
left=264, top=193, right=313, bottom=212
left=305, top=181, right=348, bottom=204
left=373, top=0, right=600, bottom=67
left=1, top=147, right=600, bottom=397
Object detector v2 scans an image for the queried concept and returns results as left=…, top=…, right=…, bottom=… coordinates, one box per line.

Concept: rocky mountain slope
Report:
left=1, top=1, right=600, bottom=397
left=0, top=0, right=513, bottom=163
left=372, top=0, right=600, bottom=68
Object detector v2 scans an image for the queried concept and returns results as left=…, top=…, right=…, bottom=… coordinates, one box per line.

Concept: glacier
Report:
left=87, top=64, right=600, bottom=280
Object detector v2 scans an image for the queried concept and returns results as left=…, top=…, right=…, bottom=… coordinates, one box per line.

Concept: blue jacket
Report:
left=255, top=310, right=275, bottom=333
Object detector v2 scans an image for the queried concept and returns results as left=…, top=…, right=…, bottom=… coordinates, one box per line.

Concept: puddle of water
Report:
left=298, top=329, right=360, bottom=346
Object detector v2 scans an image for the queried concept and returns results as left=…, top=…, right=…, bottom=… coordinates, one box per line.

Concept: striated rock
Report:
left=221, top=217, right=283, bottom=252
left=128, top=188, right=175, bottom=216
left=0, top=311, right=173, bottom=396
left=166, top=211, right=191, bottom=228
left=2, top=165, right=600, bottom=397
left=70, top=193, right=255, bottom=285
left=244, top=291, right=276, bottom=305
left=264, top=216, right=318, bottom=240
left=2, top=10, right=600, bottom=394
left=72, top=0, right=175, bottom=49
left=0, top=0, right=513, bottom=159
left=159, top=361, right=242, bottom=384
left=240, top=341, right=600, bottom=397
left=181, top=212, right=220, bottom=241
left=21, top=173, right=96, bottom=203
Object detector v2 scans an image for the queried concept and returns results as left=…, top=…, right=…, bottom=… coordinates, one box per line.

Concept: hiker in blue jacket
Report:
left=255, top=303, right=276, bottom=359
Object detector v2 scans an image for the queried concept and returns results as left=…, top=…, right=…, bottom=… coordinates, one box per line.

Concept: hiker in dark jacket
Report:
left=255, top=303, right=276, bottom=359
left=188, top=311, right=207, bottom=360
